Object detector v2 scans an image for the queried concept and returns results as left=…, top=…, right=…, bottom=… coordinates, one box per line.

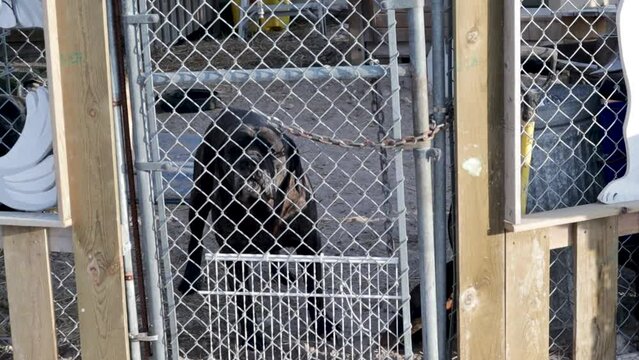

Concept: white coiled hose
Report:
left=0, top=0, right=43, bottom=29
left=0, top=86, right=56, bottom=211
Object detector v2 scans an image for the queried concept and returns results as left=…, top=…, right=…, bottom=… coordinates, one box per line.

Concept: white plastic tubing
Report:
left=0, top=87, right=56, bottom=211
left=0, top=0, right=43, bottom=28
left=0, top=0, right=55, bottom=212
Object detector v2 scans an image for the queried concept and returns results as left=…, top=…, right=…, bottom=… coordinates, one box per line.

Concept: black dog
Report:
left=178, top=107, right=338, bottom=350
left=379, top=260, right=455, bottom=354
left=380, top=206, right=457, bottom=354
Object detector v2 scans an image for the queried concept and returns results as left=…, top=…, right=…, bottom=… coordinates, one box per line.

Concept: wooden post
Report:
left=4, top=227, right=58, bottom=360
left=46, top=0, right=131, bottom=358
left=505, top=230, right=550, bottom=360
left=573, top=218, right=618, bottom=360
left=347, top=0, right=366, bottom=64
left=454, top=0, right=505, bottom=358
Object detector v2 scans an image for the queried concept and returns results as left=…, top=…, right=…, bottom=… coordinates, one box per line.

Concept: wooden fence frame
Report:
left=2, top=0, right=630, bottom=359
left=455, top=0, right=632, bottom=359
left=1, top=0, right=130, bottom=359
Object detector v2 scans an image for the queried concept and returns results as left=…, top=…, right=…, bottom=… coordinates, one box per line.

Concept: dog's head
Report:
left=222, top=124, right=295, bottom=204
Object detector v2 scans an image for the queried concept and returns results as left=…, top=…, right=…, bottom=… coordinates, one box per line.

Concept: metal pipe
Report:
left=204, top=253, right=400, bottom=264
left=243, top=3, right=324, bottom=15
left=370, top=80, right=394, bottom=254
left=122, top=0, right=168, bottom=358
left=137, top=9, right=182, bottom=357
left=106, top=0, right=142, bottom=358
left=444, top=0, right=455, bottom=355
left=408, top=4, right=439, bottom=360
left=384, top=7, right=414, bottom=358
left=198, top=290, right=403, bottom=300
left=113, top=0, right=153, bottom=357
left=150, top=65, right=411, bottom=87
left=431, top=0, right=448, bottom=358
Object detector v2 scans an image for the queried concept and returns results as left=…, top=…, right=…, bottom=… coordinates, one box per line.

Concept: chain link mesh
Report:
left=520, top=1, right=639, bottom=358
left=0, top=251, right=81, bottom=359
left=0, top=25, right=81, bottom=359
left=520, top=1, right=621, bottom=214
left=617, top=235, right=639, bottom=356
left=127, top=0, right=439, bottom=357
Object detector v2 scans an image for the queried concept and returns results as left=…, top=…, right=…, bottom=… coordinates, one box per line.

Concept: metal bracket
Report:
left=135, top=161, right=177, bottom=172
left=123, top=14, right=160, bottom=25
left=432, top=106, right=447, bottom=114
left=129, top=332, right=159, bottom=342
left=428, top=148, right=442, bottom=161
left=380, top=0, right=424, bottom=10
left=415, top=147, right=441, bottom=161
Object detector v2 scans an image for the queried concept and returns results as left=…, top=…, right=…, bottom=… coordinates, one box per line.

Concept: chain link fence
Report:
left=520, top=1, right=639, bottom=358
left=520, top=1, right=620, bottom=214
left=0, top=250, right=81, bottom=360
left=0, top=26, right=81, bottom=360
left=123, top=0, right=442, bottom=358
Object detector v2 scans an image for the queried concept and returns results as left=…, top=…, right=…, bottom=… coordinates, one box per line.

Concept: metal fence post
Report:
left=386, top=7, right=415, bottom=357
left=106, top=0, right=142, bottom=359
left=431, top=0, right=448, bottom=358
left=121, top=0, right=168, bottom=358
left=138, top=14, right=182, bottom=360
left=408, top=3, right=440, bottom=359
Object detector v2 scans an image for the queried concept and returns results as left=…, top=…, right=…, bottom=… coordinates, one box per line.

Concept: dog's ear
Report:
left=275, top=133, right=310, bottom=223
left=282, top=133, right=305, bottom=179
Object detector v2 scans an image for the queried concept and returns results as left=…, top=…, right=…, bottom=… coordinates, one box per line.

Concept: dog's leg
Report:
left=291, top=202, right=340, bottom=339
left=223, top=246, right=265, bottom=352
left=178, top=153, right=217, bottom=295
left=296, top=241, right=337, bottom=338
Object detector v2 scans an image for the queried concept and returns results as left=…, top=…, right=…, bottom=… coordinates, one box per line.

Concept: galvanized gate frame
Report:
left=120, top=0, right=440, bottom=358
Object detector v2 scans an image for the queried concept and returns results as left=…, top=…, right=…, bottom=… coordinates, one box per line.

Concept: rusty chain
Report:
left=266, top=113, right=447, bottom=150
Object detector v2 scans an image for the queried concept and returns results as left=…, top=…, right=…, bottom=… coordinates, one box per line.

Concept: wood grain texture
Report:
left=47, top=0, right=130, bottom=358
left=0, top=226, right=73, bottom=253
left=504, top=0, right=521, bottom=224
left=347, top=0, right=365, bottom=64
left=573, top=218, right=618, bottom=360
left=505, top=229, right=549, bottom=360
left=3, top=226, right=58, bottom=360
left=43, top=0, right=71, bottom=226
left=454, top=0, right=505, bottom=358
left=0, top=212, right=68, bottom=227
left=506, top=200, right=639, bottom=233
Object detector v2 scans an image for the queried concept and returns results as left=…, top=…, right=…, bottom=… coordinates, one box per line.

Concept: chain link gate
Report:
left=121, top=0, right=436, bottom=358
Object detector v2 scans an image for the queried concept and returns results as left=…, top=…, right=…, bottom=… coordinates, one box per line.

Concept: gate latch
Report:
left=380, top=0, right=424, bottom=10
left=123, top=14, right=160, bottom=25
left=135, top=161, right=178, bottom=172
left=129, top=332, right=159, bottom=342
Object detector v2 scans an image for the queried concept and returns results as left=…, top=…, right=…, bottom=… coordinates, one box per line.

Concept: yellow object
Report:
left=231, top=0, right=290, bottom=33
left=261, top=0, right=290, bottom=31
left=520, top=121, right=535, bottom=215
